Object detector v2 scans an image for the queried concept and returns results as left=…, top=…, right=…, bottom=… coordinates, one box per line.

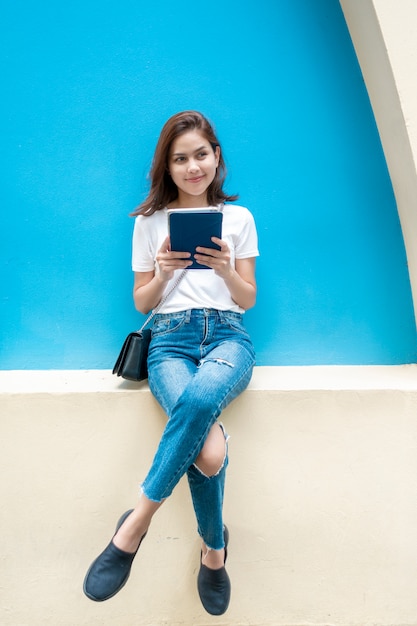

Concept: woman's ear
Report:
left=215, top=145, right=220, bottom=167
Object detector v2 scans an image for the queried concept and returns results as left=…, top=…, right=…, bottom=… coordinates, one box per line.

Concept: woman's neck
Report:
left=169, top=193, right=209, bottom=209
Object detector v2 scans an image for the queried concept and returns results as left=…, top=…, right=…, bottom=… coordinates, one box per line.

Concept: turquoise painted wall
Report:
left=1, top=0, right=416, bottom=368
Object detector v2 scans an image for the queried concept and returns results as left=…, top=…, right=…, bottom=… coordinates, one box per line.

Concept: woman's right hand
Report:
left=156, top=236, right=192, bottom=282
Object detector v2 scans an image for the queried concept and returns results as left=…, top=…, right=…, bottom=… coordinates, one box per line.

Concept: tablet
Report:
left=168, top=208, right=223, bottom=269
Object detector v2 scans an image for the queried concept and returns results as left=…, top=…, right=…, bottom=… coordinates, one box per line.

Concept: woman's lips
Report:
left=187, top=175, right=204, bottom=183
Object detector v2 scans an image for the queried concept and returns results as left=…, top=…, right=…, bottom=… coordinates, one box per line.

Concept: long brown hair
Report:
left=131, top=111, right=238, bottom=216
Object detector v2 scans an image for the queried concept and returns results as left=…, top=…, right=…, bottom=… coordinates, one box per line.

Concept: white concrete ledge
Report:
left=2, top=363, right=417, bottom=393
left=1, top=366, right=417, bottom=625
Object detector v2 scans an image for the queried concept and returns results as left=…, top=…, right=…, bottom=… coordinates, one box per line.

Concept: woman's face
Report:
left=168, top=130, right=220, bottom=207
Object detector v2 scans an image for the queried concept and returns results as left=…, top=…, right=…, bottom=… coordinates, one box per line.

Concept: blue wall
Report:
left=2, top=0, right=416, bottom=369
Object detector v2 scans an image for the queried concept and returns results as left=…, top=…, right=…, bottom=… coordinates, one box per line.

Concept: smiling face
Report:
left=168, top=130, right=220, bottom=207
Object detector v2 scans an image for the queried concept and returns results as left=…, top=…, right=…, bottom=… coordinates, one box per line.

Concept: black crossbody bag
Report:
left=112, top=270, right=186, bottom=381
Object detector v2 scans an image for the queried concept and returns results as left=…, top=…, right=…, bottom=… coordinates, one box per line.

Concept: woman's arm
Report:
left=133, top=271, right=163, bottom=314
left=223, top=256, right=257, bottom=311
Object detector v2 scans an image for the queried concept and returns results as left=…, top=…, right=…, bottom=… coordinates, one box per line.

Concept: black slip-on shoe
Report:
left=83, top=509, right=146, bottom=602
left=197, top=525, right=230, bottom=615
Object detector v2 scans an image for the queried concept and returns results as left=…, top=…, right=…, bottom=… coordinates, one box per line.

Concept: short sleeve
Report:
left=131, top=216, right=158, bottom=272
left=234, top=208, right=259, bottom=259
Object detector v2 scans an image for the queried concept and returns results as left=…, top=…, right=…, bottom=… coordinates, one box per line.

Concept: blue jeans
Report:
left=143, top=308, right=255, bottom=550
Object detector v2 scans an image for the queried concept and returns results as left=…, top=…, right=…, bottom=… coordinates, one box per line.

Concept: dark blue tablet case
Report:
left=168, top=210, right=223, bottom=269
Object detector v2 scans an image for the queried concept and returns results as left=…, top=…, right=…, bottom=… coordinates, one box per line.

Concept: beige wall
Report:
left=2, top=367, right=417, bottom=625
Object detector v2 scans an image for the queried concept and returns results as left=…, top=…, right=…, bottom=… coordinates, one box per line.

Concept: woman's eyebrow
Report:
left=172, top=145, right=207, bottom=157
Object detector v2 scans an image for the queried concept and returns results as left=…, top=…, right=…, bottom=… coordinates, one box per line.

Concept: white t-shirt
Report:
left=132, top=204, right=259, bottom=314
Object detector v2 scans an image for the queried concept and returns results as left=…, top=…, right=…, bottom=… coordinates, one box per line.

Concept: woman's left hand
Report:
left=194, top=237, right=232, bottom=278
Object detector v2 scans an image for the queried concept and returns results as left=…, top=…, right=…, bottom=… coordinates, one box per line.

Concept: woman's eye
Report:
left=197, top=152, right=208, bottom=159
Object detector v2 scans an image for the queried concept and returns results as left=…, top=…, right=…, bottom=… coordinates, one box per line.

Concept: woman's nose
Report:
left=187, top=159, right=199, bottom=172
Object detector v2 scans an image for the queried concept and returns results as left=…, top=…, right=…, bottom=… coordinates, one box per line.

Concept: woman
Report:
left=83, top=110, right=259, bottom=615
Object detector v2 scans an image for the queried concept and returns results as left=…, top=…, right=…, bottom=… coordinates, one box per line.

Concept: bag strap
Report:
left=137, top=269, right=187, bottom=332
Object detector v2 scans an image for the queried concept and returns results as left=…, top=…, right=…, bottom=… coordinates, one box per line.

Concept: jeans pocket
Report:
left=152, top=313, right=187, bottom=337
left=219, top=311, right=247, bottom=333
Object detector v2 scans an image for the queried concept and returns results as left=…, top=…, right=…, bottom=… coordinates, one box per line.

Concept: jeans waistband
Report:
left=154, top=308, right=243, bottom=322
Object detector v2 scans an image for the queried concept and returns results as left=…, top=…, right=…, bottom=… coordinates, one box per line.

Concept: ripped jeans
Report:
left=143, top=308, right=255, bottom=550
